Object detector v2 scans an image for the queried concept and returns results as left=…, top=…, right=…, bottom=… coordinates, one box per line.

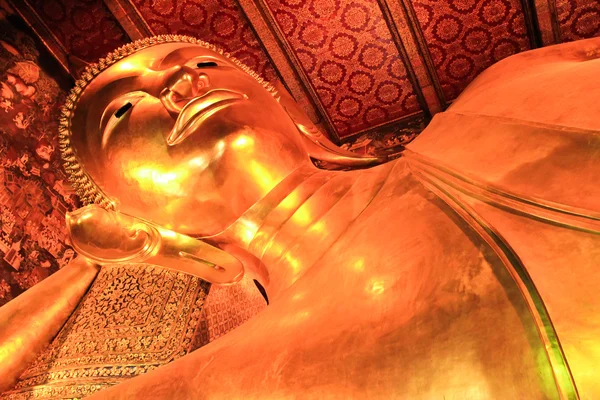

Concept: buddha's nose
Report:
left=159, top=65, right=210, bottom=116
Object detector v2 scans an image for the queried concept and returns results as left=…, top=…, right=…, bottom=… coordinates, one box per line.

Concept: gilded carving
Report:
left=3, top=263, right=210, bottom=399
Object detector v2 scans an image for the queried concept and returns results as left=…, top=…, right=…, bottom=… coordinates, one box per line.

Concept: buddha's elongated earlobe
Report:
left=273, top=81, right=387, bottom=169
left=66, top=205, right=244, bottom=285
left=296, top=121, right=387, bottom=169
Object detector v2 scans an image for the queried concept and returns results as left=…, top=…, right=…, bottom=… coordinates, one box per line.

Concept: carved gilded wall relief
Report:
left=3, top=263, right=210, bottom=399
left=1, top=260, right=267, bottom=399
left=0, top=11, right=78, bottom=306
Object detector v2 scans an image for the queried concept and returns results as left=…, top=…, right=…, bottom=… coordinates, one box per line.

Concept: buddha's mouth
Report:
left=166, top=89, right=247, bottom=146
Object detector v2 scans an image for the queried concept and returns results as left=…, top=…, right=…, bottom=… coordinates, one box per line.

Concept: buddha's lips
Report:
left=166, top=89, right=247, bottom=146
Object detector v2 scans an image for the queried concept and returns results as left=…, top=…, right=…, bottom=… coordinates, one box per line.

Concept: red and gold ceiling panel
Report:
left=7, top=0, right=600, bottom=145
left=264, top=0, right=423, bottom=138
left=26, top=0, right=129, bottom=63
left=130, top=0, right=278, bottom=81
left=409, top=0, right=532, bottom=102
left=556, top=0, right=600, bottom=42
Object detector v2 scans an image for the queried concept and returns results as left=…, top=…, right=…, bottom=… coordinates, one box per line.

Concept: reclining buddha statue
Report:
left=1, top=35, right=599, bottom=399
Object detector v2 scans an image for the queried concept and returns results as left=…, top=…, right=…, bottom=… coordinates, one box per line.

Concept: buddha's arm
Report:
left=0, top=257, right=99, bottom=392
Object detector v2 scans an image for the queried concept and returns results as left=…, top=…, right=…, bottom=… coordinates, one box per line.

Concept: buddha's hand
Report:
left=66, top=205, right=243, bottom=284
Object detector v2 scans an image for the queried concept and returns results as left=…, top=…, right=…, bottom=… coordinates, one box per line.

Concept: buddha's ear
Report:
left=272, top=81, right=387, bottom=170
left=66, top=205, right=244, bottom=285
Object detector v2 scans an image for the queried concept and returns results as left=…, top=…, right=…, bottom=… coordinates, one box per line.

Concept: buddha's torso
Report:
left=94, top=150, right=600, bottom=399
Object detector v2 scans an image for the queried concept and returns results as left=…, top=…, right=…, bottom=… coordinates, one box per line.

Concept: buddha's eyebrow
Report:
left=154, top=47, right=218, bottom=69
left=99, top=91, right=147, bottom=149
left=148, top=58, right=221, bottom=76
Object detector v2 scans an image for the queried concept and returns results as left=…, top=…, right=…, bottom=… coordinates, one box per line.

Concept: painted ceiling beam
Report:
left=237, top=0, right=340, bottom=141
left=377, top=0, right=443, bottom=116
left=387, top=0, right=448, bottom=109
left=4, top=0, right=70, bottom=75
left=518, top=0, right=544, bottom=48
left=102, top=0, right=154, bottom=41
left=236, top=0, right=328, bottom=135
left=532, top=0, right=562, bottom=45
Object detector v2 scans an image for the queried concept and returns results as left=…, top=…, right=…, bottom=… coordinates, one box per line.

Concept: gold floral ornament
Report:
left=9, top=61, right=40, bottom=84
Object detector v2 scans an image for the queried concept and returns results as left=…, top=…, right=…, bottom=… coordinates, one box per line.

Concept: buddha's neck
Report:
left=212, top=160, right=395, bottom=300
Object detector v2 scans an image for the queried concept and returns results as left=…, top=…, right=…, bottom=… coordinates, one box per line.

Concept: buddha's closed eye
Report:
left=114, top=102, right=133, bottom=118
left=196, top=61, right=217, bottom=68
left=100, top=91, right=148, bottom=149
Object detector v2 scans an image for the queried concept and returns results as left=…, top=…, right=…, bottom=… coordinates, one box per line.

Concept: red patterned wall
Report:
left=0, top=13, right=78, bottom=306
left=556, top=0, right=600, bottom=42
left=192, top=276, right=267, bottom=348
left=410, top=0, right=532, bottom=102
left=131, top=0, right=278, bottom=81
left=265, top=0, right=422, bottom=137
left=27, top=0, right=129, bottom=63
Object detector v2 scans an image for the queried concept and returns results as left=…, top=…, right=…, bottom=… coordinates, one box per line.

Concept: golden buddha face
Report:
left=69, top=41, right=309, bottom=237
